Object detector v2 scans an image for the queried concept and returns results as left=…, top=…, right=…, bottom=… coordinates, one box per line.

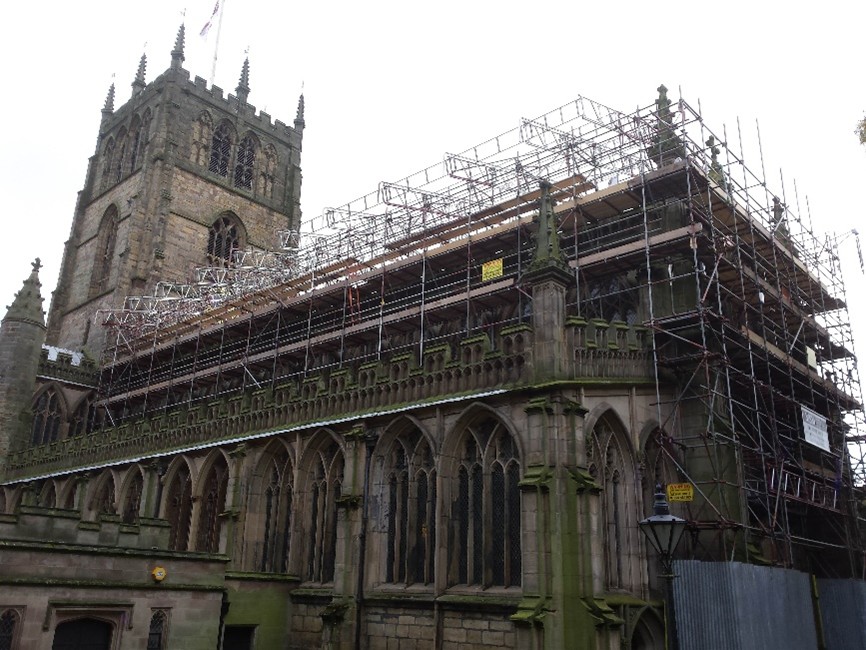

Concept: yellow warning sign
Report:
left=482, top=258, right=504, bottom=281
left=666, top=483, right=694, bottom=502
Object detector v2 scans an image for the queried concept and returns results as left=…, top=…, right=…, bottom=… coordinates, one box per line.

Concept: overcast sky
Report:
left=2, top=0, right=865, bottom=364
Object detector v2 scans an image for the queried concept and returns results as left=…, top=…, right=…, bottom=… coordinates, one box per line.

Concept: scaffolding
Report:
left=94, top=89, right=866, bottom=577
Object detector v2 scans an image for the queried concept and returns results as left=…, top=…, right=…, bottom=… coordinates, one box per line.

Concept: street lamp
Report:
left=639, top=484, right=687, bottom=650
left=639, top=484, right=687, bottom=576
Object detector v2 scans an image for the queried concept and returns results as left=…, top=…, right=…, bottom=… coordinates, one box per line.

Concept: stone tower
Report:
left=46, top=25, right=305, bottom=357
left=0, top=260, right=46, bottom=475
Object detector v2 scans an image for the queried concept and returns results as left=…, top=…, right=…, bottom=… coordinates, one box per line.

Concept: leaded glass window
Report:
left=196, top=456, right=229, bottom=553
left=233, top=135, right=256, bottom=190
left=209, top=122, right=233, bottom=177
left=0, top=609, right=20, bottom=650
left=306, top=439, right=343, bottom=583
left=166, top=464, right=193, bottom=551
left=147, top=610, right=168, bottom=650
left=451, top=416, right=521, bottom=588
left=260, top=450, right=293, bottom=573
left=207, top=215, right=241, bottom=266
left=31, top=388, right=62, bottom=446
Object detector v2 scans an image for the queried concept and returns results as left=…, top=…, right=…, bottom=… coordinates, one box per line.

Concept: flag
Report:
left=200, top=1, right=220, bottom=37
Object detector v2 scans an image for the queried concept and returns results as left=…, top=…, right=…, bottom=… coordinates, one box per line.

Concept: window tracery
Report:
left=451, top=416, right=521, bottom=588
left=165, top=464, right=193, bottom=551
left=306, top=439, right=344, bottom=583
left=196, top=455, right=229, bottom=553
left=209, top=121, right=234, bottom=177
left=234, top=134, right=256, bottom=190
left=100, top=138, right=115, bottom=190
left=122, top=471, right=143, bottom=524
left=146, top=610, right=168, bottom=650
left=93, top=473, right=116, bottom=516
left=588, top=414, right=637, bottom=590
left=259, top=449, right=293, bottom=573
left=0, top=609, right=20, bottom=650
left=384, top=429, right=436, bottom=585
left=31, top=388, right=63, bottom=446
left=91, top=205, right=119, bottom=296
left=207, top=214, right=242, bottom=266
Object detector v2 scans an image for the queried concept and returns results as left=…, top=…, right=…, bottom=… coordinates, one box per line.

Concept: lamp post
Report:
left=639, top=484, right=687, bottom=649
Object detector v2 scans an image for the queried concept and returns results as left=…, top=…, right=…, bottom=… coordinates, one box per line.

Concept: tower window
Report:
left=209, top=122, right=233, bottom=177
left=147, top=610, right=169, bottom=650
left=165, top=464, right=193, bottom=551
left=196, top=455, right=229, bottom=553
left=90, top=205, right=119, bottom=296
left=207, top=215, right=242, bottom=266
left=234, top=135, right=256, bottom=190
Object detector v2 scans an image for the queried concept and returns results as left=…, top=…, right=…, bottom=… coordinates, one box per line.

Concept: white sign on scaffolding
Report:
left=801, top=405, right=830, bottom=452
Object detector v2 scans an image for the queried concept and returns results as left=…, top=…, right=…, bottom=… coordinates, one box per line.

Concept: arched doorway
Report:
left=52, top=617, right=113, bottom=650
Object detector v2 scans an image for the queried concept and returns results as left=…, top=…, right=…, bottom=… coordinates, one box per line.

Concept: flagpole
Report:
left=209, top=0, right=227, bottom=86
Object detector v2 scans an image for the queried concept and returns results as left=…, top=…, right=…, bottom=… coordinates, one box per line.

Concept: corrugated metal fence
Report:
left=817, top=578, right=866, bottom=650
left=672, top=560, right=818, bottom=650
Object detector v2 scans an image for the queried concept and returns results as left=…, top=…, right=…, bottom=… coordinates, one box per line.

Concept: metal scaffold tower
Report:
left=95, top=87, right=866, bottom=576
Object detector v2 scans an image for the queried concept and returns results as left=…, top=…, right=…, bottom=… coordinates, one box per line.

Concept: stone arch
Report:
left=442, top=405, right=522, bottom=588
left=127, top=114, right=143, bottom=172
left=0, top=608, right=22, bottom=650
left=246, top=439, right=295, bottom=572
left=40, top=480, right=58, bottom=508
left=370, top=416, right=437, bottom=587
left=233, top=131, right=259, bottom=190
left=52, top=616, right=113, bottom=650
left=295, top=430, right=344, bottom=583
left=629, top=605, right=665, bottom=650
left=208, top=119, right=236, bottom=177
left=207, top=212, right=246, bottom=266
left=57, top=479, right=78, bottom=510
left=30, top=383, right=69, bottom=446
left=586, top=407, right=642, bottom=592
left=90, top=204, right=120, bottom=297
left=194, top=450, right=231, bottom=552
left=118, top=465, right=145, bottom=524
left=88, top=470, right=117, bottom=517
left=163, top=456, right=194, bottom=551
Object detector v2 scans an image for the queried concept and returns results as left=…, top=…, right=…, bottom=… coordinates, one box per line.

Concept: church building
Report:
left=1, top=24, right=866, bottom=650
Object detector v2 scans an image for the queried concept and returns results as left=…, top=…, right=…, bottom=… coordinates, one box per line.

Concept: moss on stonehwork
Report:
left=224, top=583, right=293, bottom=648
left=518, top=465, right=553, bottom=490
left=510, top=594, right=550, bottom=625
left=500, top=323, right=532, bottom=336
left=581, top=597, right=625, bottom=627
left=570, top=467, right=601, bottom=494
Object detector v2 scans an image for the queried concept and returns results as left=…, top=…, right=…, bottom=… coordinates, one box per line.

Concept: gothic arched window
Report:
left=196, top=455, right=229, bottom=553
left=0, top=609, right=21, bottom=650
left=31, top=388, right=63, bottom=446
left=122, top=470, right=144, bottom=524
left=305, top=438, right=344, bottom=583
left=384, top=430, right=436, bottom=585
left=69, top=398, right=102, bottom=437
left=588, top=414, right=639, bottom=590
left=209, top=121, right=234, bottom=177
left=207, top=214, right=242, bottom=266
left=233, top=134, right=256, bottom=190
left=165, top=464, right=193, bottom=551
left=41, top=481, right=57, bottom=508
left=91, top=205, right=119, bottom=296
left=450, top=416, right=521, bottom=588
left=259, top=449, right=293, bottom=573
left=92, top=473, right=116, bottom=516
left=147, top=610, right=168, bottom=650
